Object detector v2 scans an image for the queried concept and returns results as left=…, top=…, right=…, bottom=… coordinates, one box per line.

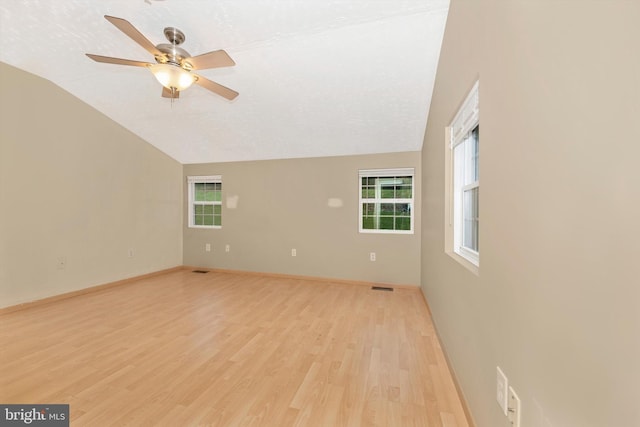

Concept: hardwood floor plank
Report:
left=0, top=270, right=469, bottom=426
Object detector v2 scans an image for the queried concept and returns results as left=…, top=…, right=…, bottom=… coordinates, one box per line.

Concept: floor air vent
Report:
left=371, top=286, right=393, bottom=292
left=192, top=270, right=209, bottom=274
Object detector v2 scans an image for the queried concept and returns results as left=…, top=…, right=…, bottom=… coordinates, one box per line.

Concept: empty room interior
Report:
left=1, top=1, right=638, bottom=426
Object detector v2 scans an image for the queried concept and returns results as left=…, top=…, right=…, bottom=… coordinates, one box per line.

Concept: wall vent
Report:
left=192, top=270, right=209, bottom=274
left=371, top=286, right=393, bottom=292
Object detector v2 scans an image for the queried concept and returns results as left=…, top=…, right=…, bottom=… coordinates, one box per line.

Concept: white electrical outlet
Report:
left=508, top=386, right=521, bottom=427
left=225, top=244, right=230, bottom=253
left=56, top=256, right=67, bottom=270
left=497, top=366, right=509, bottom=415
left=291, top=248, right=297, bottom=257
left=370, top=252, right=376, bottom=261
left=205, top=243, right=211, bottom=252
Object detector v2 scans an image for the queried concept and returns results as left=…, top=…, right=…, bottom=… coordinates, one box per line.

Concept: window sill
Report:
left=359, top=229, right=414, bottom=235
left=446, top=250, right=479, bottom=276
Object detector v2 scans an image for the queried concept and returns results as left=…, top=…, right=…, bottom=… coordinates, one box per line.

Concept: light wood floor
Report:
left=0, top=270, right=469, bottom=426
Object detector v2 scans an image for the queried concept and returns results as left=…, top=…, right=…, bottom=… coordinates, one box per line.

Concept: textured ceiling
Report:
left=0, top=1, right=449, bottom=164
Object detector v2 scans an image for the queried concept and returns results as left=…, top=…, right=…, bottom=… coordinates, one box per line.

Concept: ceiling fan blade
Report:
left=184, top=50, right=235, bottom=70
left=86, top=54, right=151, bottom=68
left=194, top=75, right=239, bottom=100
left=162, top=87, right=180, bottom=98
left=104, top=15, right=163, bottom=58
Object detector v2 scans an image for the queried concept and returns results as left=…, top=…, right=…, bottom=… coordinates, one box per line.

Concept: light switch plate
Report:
left=496, top=366, right=508, bottom=415
left=508, top=386, right=521, bottom=427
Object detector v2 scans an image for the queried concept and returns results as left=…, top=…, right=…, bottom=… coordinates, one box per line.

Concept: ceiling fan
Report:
left=86, top=15, right=238, bottom=100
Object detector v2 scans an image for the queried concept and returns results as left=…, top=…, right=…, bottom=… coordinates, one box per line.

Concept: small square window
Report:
left=188, top=176, right=222, bottom=229
left=359, top=168, right=414, bottom=234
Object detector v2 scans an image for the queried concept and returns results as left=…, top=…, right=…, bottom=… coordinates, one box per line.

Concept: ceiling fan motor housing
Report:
left=155, top=43, right=192, bottom=67
left=155, top=27, right=193, bottom=68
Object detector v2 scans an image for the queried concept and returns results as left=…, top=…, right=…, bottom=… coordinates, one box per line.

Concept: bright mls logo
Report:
left=0, top=405, right=69, bottom=426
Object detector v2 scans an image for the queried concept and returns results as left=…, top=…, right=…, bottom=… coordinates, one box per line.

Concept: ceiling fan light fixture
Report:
left=150, top=63, right=195, bottom=91
left=87, top=16, right=237, bottom=100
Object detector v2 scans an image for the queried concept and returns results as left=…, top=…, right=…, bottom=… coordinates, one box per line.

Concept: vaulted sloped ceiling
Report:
left=0, top=1, right=449, bottom=164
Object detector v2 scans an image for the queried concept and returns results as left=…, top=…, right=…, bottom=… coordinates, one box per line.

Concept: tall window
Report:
left=188, top=175, right=222, bottom=228
left=359, top=168, right=414, bottom=234
left=450, top=81, right=479, bottom=265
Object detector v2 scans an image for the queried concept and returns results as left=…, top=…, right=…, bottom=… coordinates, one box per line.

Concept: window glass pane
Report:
left=472, top=126, right=479, bottom=182
left=381, top=187, right=395, bottom=198
left=362, top=217, right=375, bottom=229
left=193, top=183, right=220, bottom=202
left=362, top=187, right=375, bottom=199
left=194, top=215, right=204, bottom=226
left=395, top=217, right=411, bottom=230
left=213, top=205, right=221, bottom=215
left=463, top=126, right=479, bottom=186
left=380, top=203, right=395, bottom=215
left=203, top=205, right=214, bottom=215
left=395, top=203, right=411, bottom=217
left=194, top=183, right=206, bottom=201
left=363, top=203, right=375, bottom=216
left=194, top=204, right=203, bottom=214
left=379, top=217, right=394, bottom=230
left=213, top=215, right=222, bottom=226
left=396, top=186, right=412, bottom=198
left=203, top=215, right=214, bottom=226
left=463, top=187, right=479, bottom=251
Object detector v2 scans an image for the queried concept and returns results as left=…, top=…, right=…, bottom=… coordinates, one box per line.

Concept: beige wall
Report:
left=421, top=1, right=640, bottom=427
left=184, top=152, right=421, bottom=285
left=0, top=63, right=183, bottom=308
left=5, top=2, right=639, bottom=422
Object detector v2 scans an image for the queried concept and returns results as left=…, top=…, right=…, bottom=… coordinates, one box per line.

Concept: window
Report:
left=187, top=175, right=222, bottom=228
left=449, top=81, right=479, bottom=266
left=359, top=168, right=414, bottom=234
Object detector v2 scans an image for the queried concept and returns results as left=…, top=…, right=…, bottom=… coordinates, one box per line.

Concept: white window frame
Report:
left=359, top=168, right=414, bottom=235
left=187, top=175, right=222, bottom=229
left=447, top=81, right=479, bottom=268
